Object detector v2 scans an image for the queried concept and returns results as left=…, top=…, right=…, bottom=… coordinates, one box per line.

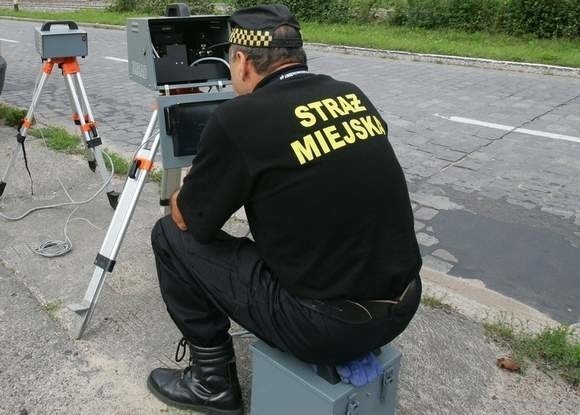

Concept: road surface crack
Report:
left=437, top=93, right=580, bottom=174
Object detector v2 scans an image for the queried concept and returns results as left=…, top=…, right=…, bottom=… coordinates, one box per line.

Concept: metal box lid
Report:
left=251, top=340, right=402, bottom=400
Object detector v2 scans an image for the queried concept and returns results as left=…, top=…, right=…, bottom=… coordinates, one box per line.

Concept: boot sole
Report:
left=146, top=375, right=244, bottom=415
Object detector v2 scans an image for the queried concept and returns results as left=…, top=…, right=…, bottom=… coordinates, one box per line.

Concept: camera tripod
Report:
left=0, top=57, right=119, bottom=208
left=69, top=108, right=180, bottom=339
left=70, top=82, right=233, bottom=339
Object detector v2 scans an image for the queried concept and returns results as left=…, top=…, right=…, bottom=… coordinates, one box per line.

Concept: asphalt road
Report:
left=1, top=20, right=579, bottom=324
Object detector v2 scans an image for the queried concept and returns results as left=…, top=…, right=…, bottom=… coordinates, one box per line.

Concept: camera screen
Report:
left=165, top=100, right=228, bottom=157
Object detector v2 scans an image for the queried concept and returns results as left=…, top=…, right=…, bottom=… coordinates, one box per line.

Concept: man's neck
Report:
left=269, top=62, right=303, bottom=75
left=252, top=62, right=307, bottom=91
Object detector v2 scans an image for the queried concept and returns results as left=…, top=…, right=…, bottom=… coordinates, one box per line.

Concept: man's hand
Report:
left=170, top=190, right=188, bottom=231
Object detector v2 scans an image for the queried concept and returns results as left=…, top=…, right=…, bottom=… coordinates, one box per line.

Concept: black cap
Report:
left=229, top=4, right=303, bottom=48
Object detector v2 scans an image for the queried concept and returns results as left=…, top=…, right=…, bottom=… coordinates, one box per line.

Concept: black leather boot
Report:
left=147, top=336, right=243, bottom=414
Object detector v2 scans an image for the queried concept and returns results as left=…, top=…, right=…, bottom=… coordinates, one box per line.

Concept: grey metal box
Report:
left=127, top=16, right=230, bottom=90
left=250, top=341, right=402, bottom=415
left=34, top=21, right=88, bottom=59
left=157, top=90, right=234, bottom=169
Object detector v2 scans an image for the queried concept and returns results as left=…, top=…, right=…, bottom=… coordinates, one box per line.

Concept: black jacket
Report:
left=178, top=65, right=421, bottom=300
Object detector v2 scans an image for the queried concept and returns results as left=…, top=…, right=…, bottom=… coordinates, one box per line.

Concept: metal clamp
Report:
left=95, top=253, right=116, bottom=273
left=380, top=367, right=394, bottom=402
left=347, top=397, right=360, bottom=415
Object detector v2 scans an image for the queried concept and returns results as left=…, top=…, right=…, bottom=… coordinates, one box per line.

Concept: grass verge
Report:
left=0, top=103, right=27, bottom=128
left=0, top=102, right=162, bottom=182
left=30, top=126, right=83, bottom=153
left=302, top=23, right=580, bottom=68
left=149, top=169, right=163, bottom=183
left=41, top=300, right=62, bottom=320
left=1, top=8, right=579, bottom=67
left=103, top=148, right=130, bottom=176
left=484, top=321, right=579, bottom=388
left=0, top=8, right=138, bottom=26
left=421, top=294, right=455, bottom=313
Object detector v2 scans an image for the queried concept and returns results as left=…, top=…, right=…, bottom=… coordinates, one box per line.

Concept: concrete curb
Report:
left=1, top=15, right=579, bottom=78
left=420, top=267, right=559, bottom=330
left=307, top=43, right=580, bottom=78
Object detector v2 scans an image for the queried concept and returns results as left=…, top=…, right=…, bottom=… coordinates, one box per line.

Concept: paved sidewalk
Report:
left=1, top=124, right=578, bottom=414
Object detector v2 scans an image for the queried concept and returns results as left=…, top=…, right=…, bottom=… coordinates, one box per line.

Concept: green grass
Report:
left=484, top=321, right=580, bottom=387
left=421, top=294, right=455, bottom=313
left=29, top=126, right=82, bottom=153
left=302, top=22, right=580, bottom=68
left=0, top=103, right=27, bottom=127
left=29, top=128, right=133, bottom=178
left=1, top=8, right=578, bottom=67
left=1, top=101, right=160, bottom=182
left=103, top=149, right=130, bottom=176
left=149, top=169, right=163, bottom=183
left=0, top=8, right=140, bottom=26
left=41, top=300, right=62, bottom=320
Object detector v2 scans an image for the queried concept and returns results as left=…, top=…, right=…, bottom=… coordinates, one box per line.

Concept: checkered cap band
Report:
left=229, top=27, right=273, bottom=47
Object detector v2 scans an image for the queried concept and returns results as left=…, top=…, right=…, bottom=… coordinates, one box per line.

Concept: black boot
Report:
left=147, top=336, right=243, bottom=414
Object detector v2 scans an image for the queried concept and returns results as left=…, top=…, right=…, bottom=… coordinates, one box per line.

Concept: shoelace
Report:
left=175, top=338, right=198, bottom=381
left=175, top=337, right=188, bottom=362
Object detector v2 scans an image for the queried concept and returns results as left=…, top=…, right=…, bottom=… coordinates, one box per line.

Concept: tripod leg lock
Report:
left=17, top=118, right=32, bottom=133
left=94, top=253, right=116, bottom=273
left=86, top=137, right=102, bottom=148
left=128, top=158, right=155, bottom=179
left=16, top=132, right=26, bottom=144
left=73, top=114, right=90, bottom=126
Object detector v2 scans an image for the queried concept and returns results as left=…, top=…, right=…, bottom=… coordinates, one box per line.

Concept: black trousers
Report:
left=151, top=216, right=421, bottom=365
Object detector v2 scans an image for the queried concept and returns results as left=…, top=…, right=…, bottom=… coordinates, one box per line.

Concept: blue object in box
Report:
left=250, top=341, right=402, bottom=415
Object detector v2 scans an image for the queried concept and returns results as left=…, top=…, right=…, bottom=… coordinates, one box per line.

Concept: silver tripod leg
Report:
left=70, top=111, right=159, bottom=339
left=160, top=169, right=182, bottom=215
left=63, top=72, right=119, bottom=208
left=64, top=73, right=96, bottom=170
left=73, top=71, right=118, bottom=207
left=0, top=68, right=51, bottom=198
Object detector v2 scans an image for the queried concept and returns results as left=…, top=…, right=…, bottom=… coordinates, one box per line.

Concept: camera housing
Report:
left=35, top=21, right=88, bottom=59
left=127, top=10, right=234, bottom=169
left=127, top=15, right=231, bottom=90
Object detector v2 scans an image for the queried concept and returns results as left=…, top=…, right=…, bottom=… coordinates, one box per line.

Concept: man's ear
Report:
left=237, top=51, right=253, bottom=82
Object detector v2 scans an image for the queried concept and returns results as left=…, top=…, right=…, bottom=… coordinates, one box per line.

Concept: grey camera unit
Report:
left=127, top=15, right=231, bottom=90
left=34, top=21, right=88, bottom=59
left=157, top=90, right=234, bottom=169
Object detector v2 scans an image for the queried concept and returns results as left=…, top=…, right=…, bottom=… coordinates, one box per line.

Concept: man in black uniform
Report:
left=148, top=4, right=422, bottom=414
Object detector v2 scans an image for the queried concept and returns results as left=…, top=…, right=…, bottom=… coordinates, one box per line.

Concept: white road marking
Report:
left=0, top=38, right=20, bottom=44
left=434, top=114, right=580, bottom=144
left=104, top=56, right=128, bottom=63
